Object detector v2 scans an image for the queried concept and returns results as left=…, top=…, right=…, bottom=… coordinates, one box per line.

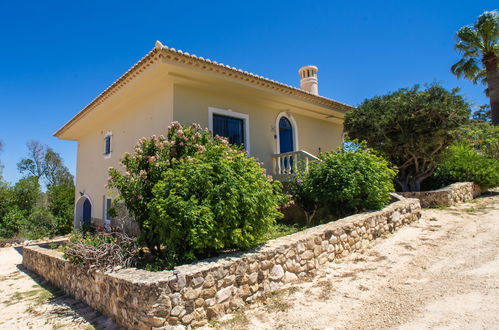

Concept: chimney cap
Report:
left=298, top=65, right=318, bottom=73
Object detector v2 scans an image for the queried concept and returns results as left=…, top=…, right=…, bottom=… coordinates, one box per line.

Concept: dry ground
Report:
left=214, top=193, right=499, bottom=330
left=0, top=193, right=497, bottom=330
left=0, top=246, right=120, bottom=329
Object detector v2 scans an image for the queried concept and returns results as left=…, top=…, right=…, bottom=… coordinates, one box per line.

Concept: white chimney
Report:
left=298, top=65, right=318, bottom=95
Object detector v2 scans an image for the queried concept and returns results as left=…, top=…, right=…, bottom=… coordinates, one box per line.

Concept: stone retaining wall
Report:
left=23, top=195, right=421, bottom=329
left=398, top=182, right=481, bottom=208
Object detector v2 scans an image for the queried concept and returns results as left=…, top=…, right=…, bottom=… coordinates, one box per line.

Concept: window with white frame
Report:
left=208, top=107, right=250, bottom=152
left=103, top=196, right=112, bottom=223
left=104, top=132, right=112, bottom=157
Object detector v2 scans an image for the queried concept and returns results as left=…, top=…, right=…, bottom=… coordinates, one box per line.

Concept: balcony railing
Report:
left=272, top=150, right=319, bottom=180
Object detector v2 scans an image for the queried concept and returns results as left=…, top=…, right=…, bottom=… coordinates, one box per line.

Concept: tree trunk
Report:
left=408, top=179, right=421, bottom=192
left=396, top=180, right=409, bottom=192
left=483, top=55, right=499, bottom=125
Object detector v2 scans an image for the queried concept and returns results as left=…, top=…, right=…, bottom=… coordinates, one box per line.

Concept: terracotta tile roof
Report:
left=54, top=41, right=353, bottom=137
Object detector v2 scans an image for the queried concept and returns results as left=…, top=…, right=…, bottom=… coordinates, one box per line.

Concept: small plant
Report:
left=289, top=144, right=397, bottom=224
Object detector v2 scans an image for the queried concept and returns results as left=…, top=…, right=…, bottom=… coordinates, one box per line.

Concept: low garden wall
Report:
left=22, top=195, right=421, bottom=329
left=398, top=182, right=481, bottom=208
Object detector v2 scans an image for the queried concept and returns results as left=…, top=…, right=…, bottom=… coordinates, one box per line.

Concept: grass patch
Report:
left=258, top=224, right=305, bottom=243
left=260, top=286, right=299, bottom=313
left=216, top=310, right=249, bottom=329
left=315, top=280, right=334, bottom=300
left=3, top=285, right=61, bottom=307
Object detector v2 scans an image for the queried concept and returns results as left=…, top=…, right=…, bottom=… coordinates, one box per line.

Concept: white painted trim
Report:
left=208, top=107, right=251, bottom=153
left=103, top=196, right=112, bottom=227
left=74, top=194, right=93, bottom=228
left=104, top=131, right=113, bottom=159
left=275, top=112, right=299, bottom=154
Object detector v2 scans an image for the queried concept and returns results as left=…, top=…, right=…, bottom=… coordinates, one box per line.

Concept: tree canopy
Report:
left=451, top=10, right=499, bottom=125
left=344, top=84, right=470, bottom=192
left=17, top=140, right=74, bottom=187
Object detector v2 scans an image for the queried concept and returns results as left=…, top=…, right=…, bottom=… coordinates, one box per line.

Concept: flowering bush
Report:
left=289, top=145, right=397, bottom=224
left=108, top=122, right=287, bottom=266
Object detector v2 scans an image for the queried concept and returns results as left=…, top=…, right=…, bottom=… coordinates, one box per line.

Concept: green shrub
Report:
left=289, top=145, right=397, bottom=224
left=109, top=122, right=287, bottom=266
left=453, top=121, right=499, bottom=160
left=429, top=144, right=499, bottom=190
left=22, top=208, right=57, bottom=240
left=47, top=183, right=75, bottom=235
left=12, top=177, right=41, bottom=215
left=0, top=207, right=26, bottom=238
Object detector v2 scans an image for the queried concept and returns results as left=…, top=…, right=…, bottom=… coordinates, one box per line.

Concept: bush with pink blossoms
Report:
left=108, top=122, right=287, bottom=266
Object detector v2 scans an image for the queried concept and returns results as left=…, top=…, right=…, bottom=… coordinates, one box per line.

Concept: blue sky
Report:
left=0, top=0, right=495, bottom=184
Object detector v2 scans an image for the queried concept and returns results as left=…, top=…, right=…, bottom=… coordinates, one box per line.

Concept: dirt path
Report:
left=0, top=246, right=120, bottom=329
left=0, top=194, right=497, bottom=329
left=215, top=193, right=499, bottom=329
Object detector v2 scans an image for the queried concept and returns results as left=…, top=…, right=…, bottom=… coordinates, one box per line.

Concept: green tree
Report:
left=344, top=84, right=469, bottom=192
left=17, top=140, right=72, bottom=186
left=451, top=11, right=499, bottom=125
left=453, top=120, right=499, bottom=160
left=47, top=182, right=75, bottom=235
left=0, top=177, right=13, bottom=228
left=12, top=177, right=41, bottom=215
left=0, top=207, right=26, bottom=238
left=472, top=104, right=492, bottom=122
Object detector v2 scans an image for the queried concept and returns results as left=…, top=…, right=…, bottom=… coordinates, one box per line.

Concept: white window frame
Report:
left=208, top=107, right=250, bottom=153
left=104, top=131, right=113, bottom=159
left=275, top=112, right=299, bottom=154
left=103, top=196, right=112, bottom=227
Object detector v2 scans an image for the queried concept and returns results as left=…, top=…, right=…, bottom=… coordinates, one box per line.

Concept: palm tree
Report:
left=451, top=11, right=499, bottom=125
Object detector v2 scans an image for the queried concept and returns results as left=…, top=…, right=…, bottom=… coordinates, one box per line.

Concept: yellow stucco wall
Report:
left=74, top=80, right=343, bottom=225
left=75, top=80, right=174, bottom=224
left=173, top=84, right=343, bottom=171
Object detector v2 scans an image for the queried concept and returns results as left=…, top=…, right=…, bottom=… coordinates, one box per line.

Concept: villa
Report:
left=54, top=41, right=354, bottom=228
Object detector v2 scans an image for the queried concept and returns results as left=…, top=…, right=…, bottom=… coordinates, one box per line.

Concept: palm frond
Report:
left=451, top=58, right=481, bottom=82
left=455, top=26, right=483, bottom=51
left=475, top=11, right=499, bottom=53
left=452, top=10, right=498, bottom=86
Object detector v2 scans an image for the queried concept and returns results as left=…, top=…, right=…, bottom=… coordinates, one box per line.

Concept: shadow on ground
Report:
left=16, top=248, right=122, bottom=330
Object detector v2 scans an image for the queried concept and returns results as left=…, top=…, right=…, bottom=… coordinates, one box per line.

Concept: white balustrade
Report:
left=272, top=150, right=319, bottom=179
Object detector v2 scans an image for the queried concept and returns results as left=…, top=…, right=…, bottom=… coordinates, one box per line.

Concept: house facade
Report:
left=54, top=41, right=354, bottom=228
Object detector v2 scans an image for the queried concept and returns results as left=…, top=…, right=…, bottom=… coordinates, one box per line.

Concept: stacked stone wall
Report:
left=23, top=195, right=421, bottom=329
left=398, top=182, right=481, bottom=208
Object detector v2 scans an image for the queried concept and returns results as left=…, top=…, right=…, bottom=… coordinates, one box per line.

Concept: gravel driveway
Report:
left=215, top=193, right=499, bottom=329
left=0, top=193, right=497, bottom=329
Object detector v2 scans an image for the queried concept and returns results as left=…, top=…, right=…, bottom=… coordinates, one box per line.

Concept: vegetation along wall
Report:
left=399, top=182, right=481, bottom=208
left=23, top=195, right=421, bottom=329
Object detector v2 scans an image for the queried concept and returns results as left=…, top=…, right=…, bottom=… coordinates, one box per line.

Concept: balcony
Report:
left=271, top=150, right=319, bottom=181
